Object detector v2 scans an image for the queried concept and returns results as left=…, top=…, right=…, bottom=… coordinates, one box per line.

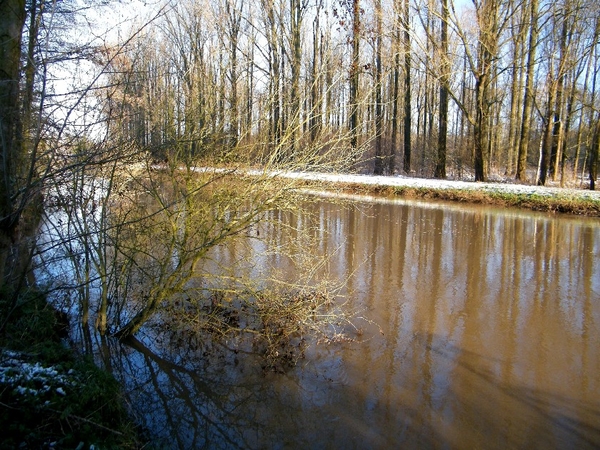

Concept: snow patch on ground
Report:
left=168, top=166, right=600, bottom=201
left=0, top=350, right=76, bottom=399
left=267, top=170, right=600, bottom=201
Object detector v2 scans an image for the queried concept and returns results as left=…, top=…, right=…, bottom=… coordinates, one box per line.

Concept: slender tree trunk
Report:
left=402, top=0, right=412, bottom=174
left=435, top=0, right=449, bottom=179
left=506, top=4, right=526, bottom=176
left=349, top=0, right=361, bottom=154
left=289, top=0, right=302, bottom=157
left=516, top=0, right=539, bottom=181
left=389, top=16, right=400, bottom=174
left=246, top=33, right=255, bottom=137
left=559, top=72, right=576, bottom=186
left=550, top=16, right=569, bottom=180
left=374, top=0, right=384, bottom=175
left=263, top=0, right=282, bottom=156
left=23, top=0, right=40, bottom=126
left=590, top=118, right=600, bottom=190
left=473, top=0, right=500, bottom=182
left=473, top=77, right=487, bottom=182
left=310, top=1, right=323, bottom=143
left=574, top=51, right=593, bottom=181
left=538, top=78, right=557, bottom=185
left=230, top=34, right=239, bottom=145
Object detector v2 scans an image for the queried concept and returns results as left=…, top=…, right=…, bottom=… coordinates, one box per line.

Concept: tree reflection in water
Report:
left=87, top=197, right=600, bottom=450
left=104, top=332, right=262, bottom=449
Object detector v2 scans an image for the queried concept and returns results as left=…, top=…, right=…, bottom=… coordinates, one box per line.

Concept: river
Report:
left=91, top=194, right=600, bottom=449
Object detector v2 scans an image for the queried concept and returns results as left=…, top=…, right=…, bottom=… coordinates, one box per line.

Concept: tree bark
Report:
left=0, top=0, right=27, bottom=287
left=402, top=0, right=412, bottom=174
left=537, top=78, right=557, bottom=186
left=434, top=0, right=449, bottom=179
left=590, top=118, right=599, bottom=190
left=516, top=0, right=539, bottom=181
left=374, top=0, right=384, bottom=175
left=349, top=0, right=360, bottom=154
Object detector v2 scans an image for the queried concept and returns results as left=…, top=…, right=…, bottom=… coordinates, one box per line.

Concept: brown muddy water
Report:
left=104, top=195, right=600, bottom=449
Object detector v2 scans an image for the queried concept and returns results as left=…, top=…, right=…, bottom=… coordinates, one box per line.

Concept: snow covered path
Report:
left=257, top=170, right=600, bottom=202
left=184, top=166, right=600, bottom=203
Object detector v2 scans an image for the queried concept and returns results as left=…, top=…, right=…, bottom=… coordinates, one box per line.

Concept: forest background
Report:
left=1, top=0, right=600, bottom=344
left=0, top=1, right=599, bottom=443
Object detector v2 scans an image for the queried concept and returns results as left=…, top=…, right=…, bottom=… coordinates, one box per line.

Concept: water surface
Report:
left=105, top=196, right=600, bottom=449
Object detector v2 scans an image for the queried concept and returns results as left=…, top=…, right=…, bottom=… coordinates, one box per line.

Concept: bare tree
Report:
left=374, top=0, right=384, bottom=174
left=434, top=0, right=449, bottom=179
left=402, top=0, right=412, bottom=174
left=515, top=0, right=539, bottom=181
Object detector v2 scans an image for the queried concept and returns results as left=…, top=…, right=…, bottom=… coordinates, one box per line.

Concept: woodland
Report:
left=1, top=0, right=600, bottom=337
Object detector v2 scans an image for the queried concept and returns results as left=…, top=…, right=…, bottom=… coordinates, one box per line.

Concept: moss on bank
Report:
left=0, top=289, right=144, bottom=449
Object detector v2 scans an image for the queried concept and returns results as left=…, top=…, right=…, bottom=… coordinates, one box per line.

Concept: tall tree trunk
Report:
left=263, top=0, right=282, bottom=156
left=516, top=0, right=539, bottom=181
left=473, top=78, right=487, bottom=182
left=289, top=0, right=302, bottom=158
left=374, top=0, right=384, bottom=175
left=550, top=14, right=569, bottom=181
left=473, top=0, right=499, bottom=182
left=349, top=0, right=361, bottom=155
left=402, top=0, right=411, bottom=174
left=537, top=78, right=558, bottom=186
left=246, top=32, right=255, bottom=138
left=434, top=0, right=449, bottom=179
left=560, top=70, right=576, bottom=186
left=590, top=118, right=600, bottom=190
left=506, top=3, right=526, bottom=176
left=0, top=0, right=27, bottom=287
left=574, top=17, right=599, bottom=181
left=310, top=1, right=323, bottom=143
left=389, top=8, right=400, bottom=174
left=227, top=0, right=244, bottom=147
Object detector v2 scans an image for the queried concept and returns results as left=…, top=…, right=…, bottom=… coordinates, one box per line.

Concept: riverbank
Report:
left=0, top=290, right=143, bottom=448
left=265, top=171, right=600, bottom=217
left=143, top=165, right=600, bottom=216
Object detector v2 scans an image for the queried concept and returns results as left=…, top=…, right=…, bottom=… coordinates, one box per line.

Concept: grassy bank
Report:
left=327, top=182, right=600, bottom=217
left=256, top=168, right=599, bottom=217
left=0, top=290, right=143, bottom=449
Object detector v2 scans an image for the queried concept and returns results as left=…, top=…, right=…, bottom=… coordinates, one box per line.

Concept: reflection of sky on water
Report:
left=37, top=193, right=600, bottom=449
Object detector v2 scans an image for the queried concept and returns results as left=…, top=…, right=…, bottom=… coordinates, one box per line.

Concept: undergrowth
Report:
left=159, top=288, right=346, bottom=373
left=0, top=288, right=143, bottom=449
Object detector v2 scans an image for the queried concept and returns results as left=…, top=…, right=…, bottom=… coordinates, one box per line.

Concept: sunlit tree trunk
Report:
left=289, top=0, right=303, bottom=158
left=560, top=70, right=577, bottom=186
left=389, top=0, right=403, bottom=174
left=506, top=2, right=526, bottom=176
left=473, top=0, right=500, bottom=182
left=549, top=12, right=570, bottom=181
left=590, top=118, right=600, bottom=190
left=434, top=0, right=449, bottom=179
left=403, top=0, right=412, bottom=174
left=374, top=0, right=384, bottom=175
left=262, top=0, right=282, bottom=156
left=574, top=17, right=599, bottom=181
left=538, top=76, right=558, bottom=186
left=516, top=0, right=538, bottom=181
left=225, top=0, right=243, bottom=147
left=310, top=0, right=324, bottom=143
